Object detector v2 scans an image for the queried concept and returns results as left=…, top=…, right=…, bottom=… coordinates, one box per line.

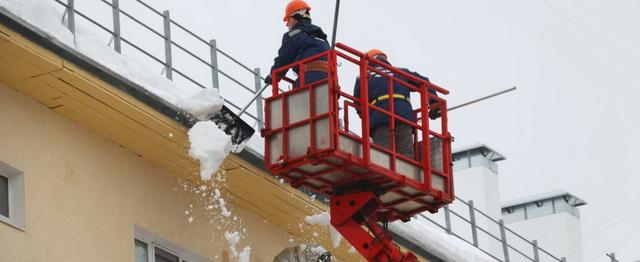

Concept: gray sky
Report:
left=76, top=0, right=640, bottom=260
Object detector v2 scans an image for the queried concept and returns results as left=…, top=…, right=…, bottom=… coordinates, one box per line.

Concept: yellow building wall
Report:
left=0, top=83, right=292, bottom=261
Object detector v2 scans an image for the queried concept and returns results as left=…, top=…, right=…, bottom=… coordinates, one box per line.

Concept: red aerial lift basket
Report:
left=261, top=43, right=453, bottom=222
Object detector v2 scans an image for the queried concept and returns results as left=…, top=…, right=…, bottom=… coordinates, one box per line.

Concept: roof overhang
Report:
left=502, top=189, right=587, bottom=209
left=452, top=143, right=506, bottom=162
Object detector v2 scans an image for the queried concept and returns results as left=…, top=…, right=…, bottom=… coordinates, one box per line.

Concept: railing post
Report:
left=499, top=219, right=510, bottom=262
left=254, top=68, right=264, bottom=128
left=561, top=258, right=566, bottom=262
left=111, top=0, right=121, bottom=53
left=209, top=39, right=220, bottom=89
left=608, top=252, right=616, bottom=262
left=444, top=205, right=452, bottom=234
left=162, top=10, right=173, bottom=80
left=66, top=0, right=75, bottom=36
left=468, top=200, right=479, bottom=247
left=532, top=240, right=540, bottom=262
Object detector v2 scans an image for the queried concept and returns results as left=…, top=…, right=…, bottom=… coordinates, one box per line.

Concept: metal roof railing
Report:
left=56, top=0, right=268, bottom=127
left=416, top=196, right=567, bottom=262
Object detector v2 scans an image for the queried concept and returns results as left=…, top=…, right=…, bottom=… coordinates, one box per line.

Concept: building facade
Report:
left=0, top=10, right=365, bottom=261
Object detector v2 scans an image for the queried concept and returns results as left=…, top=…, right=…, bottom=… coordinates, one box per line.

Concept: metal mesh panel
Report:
left=315, top=118, right=331, bottom=150
left=268, top=133, right=282, bottom=165
left=288, top=89, right=310, bottom=123
left=287, top=125, right=311, bottom=158
left=269, top=98, right=282, bottom=129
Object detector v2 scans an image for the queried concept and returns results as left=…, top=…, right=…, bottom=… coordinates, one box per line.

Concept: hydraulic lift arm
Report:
left=330, top=192, right=418, bottom=262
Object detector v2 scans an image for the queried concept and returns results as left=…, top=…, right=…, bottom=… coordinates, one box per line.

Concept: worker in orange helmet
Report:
left=264, top=0, right=330, bottom=88
left=354, top=49, right=440, bottom=158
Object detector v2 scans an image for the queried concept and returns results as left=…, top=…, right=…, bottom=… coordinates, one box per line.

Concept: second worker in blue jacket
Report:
left=265, top=0, right=330, bottom=88
left=354, top=49, right=440, bottom=158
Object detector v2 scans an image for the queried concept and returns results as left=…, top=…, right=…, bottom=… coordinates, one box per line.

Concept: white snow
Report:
left=224, top=231, right=241, bottom=257
left=308, top=245, right=327, bottom=255
left=176, top=89, right=224, bottom=121
left=390, top=220, right=494, bottom=262
left=328, top=227, right=341, bottom=248
left=188, top=121, right=232, bottom=180
left=211, top=188, right=232, bottom=217
left=219, top=199, right=232, bottom=217
left=0, top=0, right=214, bottom=108
left=225, top=231, right=250, bottom=261
left=304, top=212, right=330, bottom=225
left=304, top=212, right=342, bottom=248
left=0, top=0, right=74, bottom=47
left=238, top=246, right=251, bottom=262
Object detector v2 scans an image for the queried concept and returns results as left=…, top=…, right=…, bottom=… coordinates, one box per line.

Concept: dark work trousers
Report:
left=371, top=121, right=415, bottom=158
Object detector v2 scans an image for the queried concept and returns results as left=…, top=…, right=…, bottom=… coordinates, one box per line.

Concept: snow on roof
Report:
left=0, top=0, right=220, bottom=116
left=390, top=220, right=494, bottom=262
left=1, top=0, right=233, bottom=179
left=452, top=143, right=506, bottom=162
left=502, top=189, right=587, bottom=208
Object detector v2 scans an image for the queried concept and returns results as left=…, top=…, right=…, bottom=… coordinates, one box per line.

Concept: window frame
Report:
left=0, top=161, right=25, bottom=231
left=134, top=225, right=211, bottom=262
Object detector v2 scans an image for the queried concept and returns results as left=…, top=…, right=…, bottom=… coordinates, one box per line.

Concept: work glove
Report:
left=428, top=107, right=441, bottom=120
left=264, top=75, right=273, bottom=85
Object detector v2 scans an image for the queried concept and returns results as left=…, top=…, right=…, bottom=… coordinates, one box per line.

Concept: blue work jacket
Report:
left=353, top=62, right=437, bottom=132
left=269, top=20, right=330, bottom=78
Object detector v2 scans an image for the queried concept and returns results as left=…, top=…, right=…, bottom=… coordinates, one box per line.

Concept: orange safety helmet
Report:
left=283, top=0, right=311, bottom=22
left=366, top=49, right=387, bottom=60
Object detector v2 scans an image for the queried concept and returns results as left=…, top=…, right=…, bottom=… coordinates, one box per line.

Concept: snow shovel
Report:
left=209, top=83, right=272, bottom=152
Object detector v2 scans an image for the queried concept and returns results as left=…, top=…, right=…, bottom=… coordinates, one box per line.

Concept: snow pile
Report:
left=390, top=220, right=494, bottom=262
left=187, top=121, right=232, bottom=180
left=176, top=89, right=224, bottom=120
left=304, top=212, right=342, bottom=248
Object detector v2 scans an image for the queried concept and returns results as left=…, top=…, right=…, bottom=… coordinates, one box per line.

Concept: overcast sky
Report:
left=73, top=0, right=640, bottom=260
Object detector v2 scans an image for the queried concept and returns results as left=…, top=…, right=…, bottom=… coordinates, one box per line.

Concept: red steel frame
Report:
left=261, top=43, right=453, bottom=261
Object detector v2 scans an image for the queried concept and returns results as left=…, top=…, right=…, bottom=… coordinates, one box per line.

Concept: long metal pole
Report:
left=330, top=0, right=341, bottom=49
left=500, top=219, right=510, bottom=262
left=162, top=10, right=173, bottom=80
left=209, top=39, right=220, bottom=89
left=66, top=0, right=75, bottom=35
left=112, top=0, right=121, bottom=53
left=448, top=86, right=516, bottom=111
left=254, top=68, right=264, bottom=128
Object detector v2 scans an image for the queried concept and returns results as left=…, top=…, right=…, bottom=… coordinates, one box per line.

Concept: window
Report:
left=134, top=226, right=208, bottom=262
left=0, top=175, right=8, bottom=217
left=135, top=240, right=149, bottom=262
left=0, top=161, right=25, bottom=230
left=154, top=247, right=180, bottom=262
